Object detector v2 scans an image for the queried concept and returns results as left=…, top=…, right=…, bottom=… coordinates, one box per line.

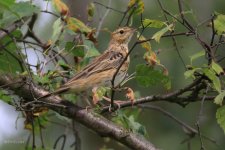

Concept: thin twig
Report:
left=53, top=134, right=66, bottom=150
left=195, top=85, right=209, bottom=150
left=71, top=120, right=81, bottom=150
left=31, top=115, right=36, bottom=150
left=38, top=118, right=45, bottom=149
left=94, top=1, right=124, bottom=13
left=140, top=104, right=198, bottom=135
left=156, top=0, right=186, bottom=70
left=96, top=0, right=112, bottom=38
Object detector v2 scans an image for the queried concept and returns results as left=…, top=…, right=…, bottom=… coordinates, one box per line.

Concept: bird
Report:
left=38, top=26, right=136, bottom=104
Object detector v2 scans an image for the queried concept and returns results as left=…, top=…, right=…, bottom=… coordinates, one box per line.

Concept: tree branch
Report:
left=0, top=74, right=158, bottom=150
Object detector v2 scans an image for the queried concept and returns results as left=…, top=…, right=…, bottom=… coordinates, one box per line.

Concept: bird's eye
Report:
left=119, top=30, right=124, bottom=34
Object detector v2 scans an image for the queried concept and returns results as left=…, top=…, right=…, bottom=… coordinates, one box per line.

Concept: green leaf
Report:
left=84, top=40, right=100, bottom=58
left=65, top=42, right=85, bottom=57
left=0, top=30, right=24, bottom=73
left=203, top=68, right=221, bottom=93
left=152, top=24, right=173, bottom=43
left=214, top=90, right=225, bottom=105
left=0, top=0, right=15, bottom=11
left=0, top=2, right=40, bottom=27
left=58, top=60, right=71, bottom=70
left=112, top=110, right=146, bottom=136
left=0, top=90, right=12, bottom=104
left=141, top=19, right=164, bottom=28
left=190, top=50, right=205, bottom=65
left=128, top=0, right=144, bottom=15
left=128, top=116, right=146, bottom=135
left=136, top=64, right=171, bottom=89
left=184, top=67, right=203, bottom=79
left=33, top=74, right=51, bottom=85
left=184, top=69, right=196, bottom=79
left=50, top=18, right=64, bottom=45
left=214, top=13, right=225, bottom=35
left=87, top=2, right=95, bottom=21
left=211, top=61, right=224, bottom=75
left=96, top=86, right=109, bottom=100
left=216, top=105, right=225, bottom=133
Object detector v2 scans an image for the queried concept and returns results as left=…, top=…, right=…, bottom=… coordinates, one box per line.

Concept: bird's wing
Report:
left=64, top=49, right=125, bottom=86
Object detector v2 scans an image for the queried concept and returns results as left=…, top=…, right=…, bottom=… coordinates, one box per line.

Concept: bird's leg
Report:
left=103, top=87, right=135, bottom=111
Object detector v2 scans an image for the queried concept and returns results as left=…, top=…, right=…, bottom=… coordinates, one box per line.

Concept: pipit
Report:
left=39, top=26, right=136, bottom=104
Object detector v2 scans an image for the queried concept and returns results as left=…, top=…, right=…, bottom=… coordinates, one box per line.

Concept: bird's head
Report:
left=110, top=27, right=136, bottom=45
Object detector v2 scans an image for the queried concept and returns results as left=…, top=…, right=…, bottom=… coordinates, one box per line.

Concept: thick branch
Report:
left=0, top=74, right=157, bottom=150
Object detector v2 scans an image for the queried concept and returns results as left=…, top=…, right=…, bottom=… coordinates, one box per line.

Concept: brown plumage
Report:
left=39, top=26, right=136, bottom=99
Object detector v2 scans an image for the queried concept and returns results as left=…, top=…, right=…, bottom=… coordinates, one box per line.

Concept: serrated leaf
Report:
left=203, top=68, right=221, bottom=93
left=152, top=24, right=173, bottom=43
left=136, top=64, right=171, bottom=89
left=66, top=17, right=92, bottom=34
left=211, top=61, right=224, bottom=75
left=141, top=19, right=164, bottom=28
left=53, top=0, right=69, bottom=16
left=216, top=105, right=225, bottom=133
left=128, top=0, right=144, bottom=15
left=214, top=90, right=225, bottom=105
left=190, top=50, right=205, bottom=65
left=214, top=13, right=225, bottom=35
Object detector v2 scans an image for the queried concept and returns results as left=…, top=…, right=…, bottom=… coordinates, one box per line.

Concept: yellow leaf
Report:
left=139, top=35, right=151, bottom=51
left=144, top=51, right=159, bottom=66
left=126, top=88, right=135, bottom=104
left=53, top=0, right=69, bottom=16
left=66, top=17, right=92, bottom=34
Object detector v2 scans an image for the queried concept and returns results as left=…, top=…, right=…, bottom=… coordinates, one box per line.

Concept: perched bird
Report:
left=39, top=27, right=136, bottom=103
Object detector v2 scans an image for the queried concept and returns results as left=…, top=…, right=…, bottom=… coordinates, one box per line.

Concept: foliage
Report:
left=136, top=64, right=171, bottom=89
left=214, top=12, right=225, bottom=35
left=216, top=105, right=225, bottom=133
left=0, top=0, right=225, bottom=149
